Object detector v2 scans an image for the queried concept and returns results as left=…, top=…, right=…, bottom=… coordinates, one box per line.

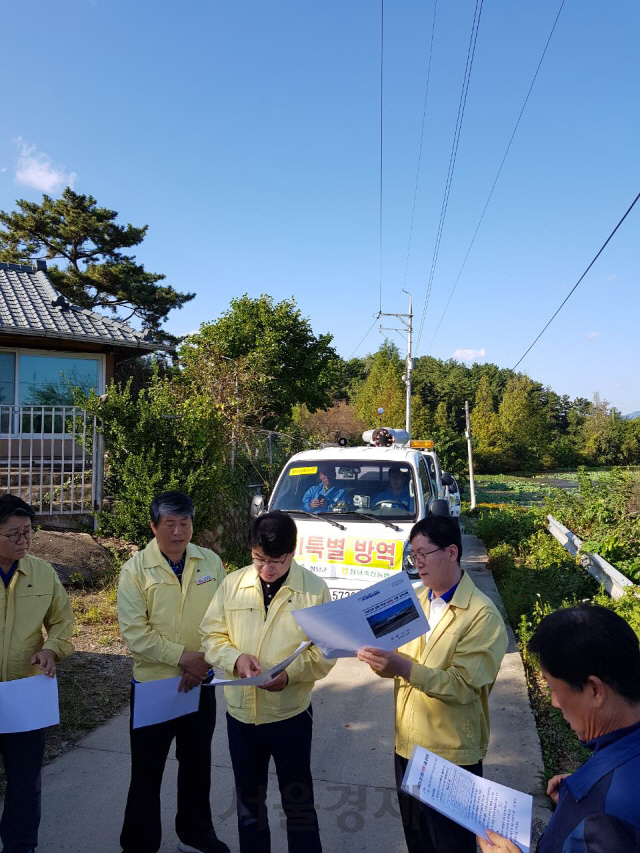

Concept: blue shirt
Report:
left=162, top=552, right=186, bottom=584
left=373, top=485, right=415, bottom=512
left=0, top=560, right=18, bottom=589
left=539, top=721, right=640, bottom=853
left=302, top=483, right=348, bottom=514
left=428, top=575, right=461, bottom=603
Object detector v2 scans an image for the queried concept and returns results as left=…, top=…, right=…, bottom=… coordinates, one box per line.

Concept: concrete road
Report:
left=32, top=533, right=548, bottom=851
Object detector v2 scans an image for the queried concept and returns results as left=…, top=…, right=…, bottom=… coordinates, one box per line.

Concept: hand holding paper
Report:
left=235, top=654, right=261, bottom=678
left=477, top=829, right=523, bottom=852
left=402, top=746, right=532, bottom=853
left=206, top=641, right=312, bottom=687
left=357, top=647, right=413, bottom=680
left=30, top=649, right=57, bottom=677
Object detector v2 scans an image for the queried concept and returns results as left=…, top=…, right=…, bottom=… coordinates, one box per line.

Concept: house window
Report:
left=19, top=354, right=100, bottom=406
left=0, top=352, right=16, bottom=433
left=0, top=350, right=102, bottom=434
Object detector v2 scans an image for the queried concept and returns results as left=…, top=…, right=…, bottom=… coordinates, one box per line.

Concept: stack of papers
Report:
left=402, top=746, right=532, bottom=853
left=133, top=641, right=313, bottom=729
left=0, top=674, right=59, bottom=733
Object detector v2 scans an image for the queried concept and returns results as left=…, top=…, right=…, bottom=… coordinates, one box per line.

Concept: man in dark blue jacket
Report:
left=477, top=604, right=640, bottom=853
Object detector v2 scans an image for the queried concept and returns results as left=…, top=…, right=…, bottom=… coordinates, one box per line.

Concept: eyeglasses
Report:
left=252, top=554, right=290, bottom=568
left=409, top=546, right=443, bottom=566
left=0, top=529, right=33, bottom=544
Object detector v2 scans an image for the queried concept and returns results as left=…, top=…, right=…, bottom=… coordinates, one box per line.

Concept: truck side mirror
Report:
left=250, top=494, right=265, bottom=519
left=441, top=472, right=453, bottom=486
left=429, top=499, right=450, bottom=517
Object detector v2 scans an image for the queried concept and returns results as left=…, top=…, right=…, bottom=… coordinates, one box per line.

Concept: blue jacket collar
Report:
left=565, top=724, right=640, bottom=800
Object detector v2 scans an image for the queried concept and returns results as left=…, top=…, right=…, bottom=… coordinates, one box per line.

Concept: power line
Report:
left=350, top=315, right=379, bottom=358
left=513, top=191, right=640, bottom=370
left=427, top=0, right=566, bottom=353
left=401, top=0, right=439, bottom=291
left=415, top=0, right=484, bottom=352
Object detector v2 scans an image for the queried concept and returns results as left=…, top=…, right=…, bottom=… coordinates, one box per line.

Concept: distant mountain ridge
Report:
left=623, top=411, right=640, bottom=420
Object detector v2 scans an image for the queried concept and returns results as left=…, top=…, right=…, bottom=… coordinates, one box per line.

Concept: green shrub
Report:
left=520, top=530, right=577, bottom=570
left=590, top=586, right=640, bottom=639
left=546, top=468, right=640, bottom=580
left=473, top=505, right=544, bottom=551
left=487, top=543, right=517, bottom=577
left=77, top=372, right=250, bottom=549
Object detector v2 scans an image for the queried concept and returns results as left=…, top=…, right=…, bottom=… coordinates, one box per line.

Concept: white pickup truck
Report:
left=251, top=428, right=452, bottom=599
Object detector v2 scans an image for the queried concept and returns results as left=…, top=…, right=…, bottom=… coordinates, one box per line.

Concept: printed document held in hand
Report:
left=0, top=674, right=59, bottom=733
left=292, top=571, right=428, bottom=658
left=133, top=676, right=201, bottom=729
left=206, top=641, right=313, bottom=686
left=402, top=746, right=532, bottom=853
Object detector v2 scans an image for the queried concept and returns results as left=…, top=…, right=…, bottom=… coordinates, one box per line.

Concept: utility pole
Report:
left=378, top=292, right=413, bottom=438
left=465, top=400, right=476, bottom=509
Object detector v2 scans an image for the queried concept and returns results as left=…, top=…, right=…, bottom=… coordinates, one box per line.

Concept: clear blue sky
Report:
left=2, top=1, right=638, bottom=412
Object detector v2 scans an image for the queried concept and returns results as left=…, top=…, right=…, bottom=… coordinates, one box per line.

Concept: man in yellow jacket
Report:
left=200, top=510, right=335, bottom=853
left=358, top=515, right=508, bottom=853
left=0, top=494, right=73, bottom=853
left=117, top=491, right=229, bottom=853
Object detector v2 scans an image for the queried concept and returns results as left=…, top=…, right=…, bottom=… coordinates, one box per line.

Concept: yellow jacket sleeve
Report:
left=118, top=566, right=184, bottom=667
left=285, top=642, right=336, bottom=685
left=200, top=583, right=243, bottom=674
left=286, top=586, right=336, bottom=684
left=407, top=608, right=507, bottom=705
left=42, top=571, right=74, bottom=661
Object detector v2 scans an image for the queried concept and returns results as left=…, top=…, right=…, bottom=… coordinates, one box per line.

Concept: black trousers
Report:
left=227, top=708, right=322, bottom=853
left=0, top=727, right=46, bottom=853
left=120, top=685, right=219, bottom=853
left=395, top=752, right=482, bottom=853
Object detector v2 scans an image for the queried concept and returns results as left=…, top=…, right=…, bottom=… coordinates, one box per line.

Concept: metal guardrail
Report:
left=546, top=514, right=634, bottom=600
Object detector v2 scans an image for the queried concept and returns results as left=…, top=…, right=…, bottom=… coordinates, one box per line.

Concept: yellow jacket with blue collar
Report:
left=394, top=570, right=508, bottom=763
left=0, top=554, right=73, bottom=681
left=117, top=538, right=225, bottom=682
left=200, top=560, right=336, bottom=724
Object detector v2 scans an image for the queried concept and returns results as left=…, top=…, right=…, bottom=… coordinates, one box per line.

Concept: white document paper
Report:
left=206, top=640, right=312, bottom=686
left=292, top=572, right=428, bottom=658
left=402, top=746, right=532, bottom=853
left=0, top=674, right=60, bottom=733
left=133, top=677, right=201, bottom=729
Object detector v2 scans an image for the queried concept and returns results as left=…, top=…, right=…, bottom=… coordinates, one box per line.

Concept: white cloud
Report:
left=586, top=331, right=600, bottom=339
left=14, top=139, right=76, bottom=192
left=452, top=347, right=486, bottom=362
left=0, top=167, right=7, bottom=173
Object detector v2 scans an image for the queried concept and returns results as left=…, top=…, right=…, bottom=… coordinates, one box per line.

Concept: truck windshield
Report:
left=270, top=460, right=417, bottom=520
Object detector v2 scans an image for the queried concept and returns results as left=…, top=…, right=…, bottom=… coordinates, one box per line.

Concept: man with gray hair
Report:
left=117, top=491, right=229, bottom=853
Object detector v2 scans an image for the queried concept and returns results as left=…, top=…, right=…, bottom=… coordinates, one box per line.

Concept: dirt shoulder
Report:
left=23, top=529, right=137, bottom=776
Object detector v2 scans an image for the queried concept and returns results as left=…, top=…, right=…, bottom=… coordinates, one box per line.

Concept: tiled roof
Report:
left=0, top=263, right=166, bottom=351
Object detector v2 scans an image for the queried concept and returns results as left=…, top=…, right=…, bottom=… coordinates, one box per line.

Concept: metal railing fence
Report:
left=0, top=405, right=100, bottom=516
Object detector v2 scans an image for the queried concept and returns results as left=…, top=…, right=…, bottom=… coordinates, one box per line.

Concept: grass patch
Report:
left=525, top=664, right=590, bottom=785
left=470, top=502, right=601, bottom=786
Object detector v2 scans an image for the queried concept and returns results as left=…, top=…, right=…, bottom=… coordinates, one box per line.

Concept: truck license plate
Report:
left=330, top=589, right=355, bottom=600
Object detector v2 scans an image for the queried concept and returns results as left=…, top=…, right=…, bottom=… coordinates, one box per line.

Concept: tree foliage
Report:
left=353, top=342, right=431, bottom=436
left=0, top=188, right=193, bottom=341
left=185, top=294, right=340, bottom=428
left=76, top=368, right=242, bottom=548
